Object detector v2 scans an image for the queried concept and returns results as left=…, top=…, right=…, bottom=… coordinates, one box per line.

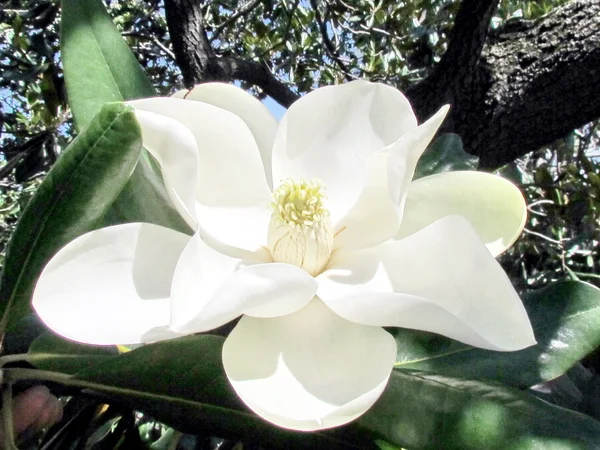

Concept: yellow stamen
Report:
left=268, top=179, right=333, bottom=276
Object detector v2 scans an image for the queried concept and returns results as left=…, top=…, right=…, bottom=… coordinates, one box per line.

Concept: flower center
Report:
left=267, top=178, right=333, bottom=276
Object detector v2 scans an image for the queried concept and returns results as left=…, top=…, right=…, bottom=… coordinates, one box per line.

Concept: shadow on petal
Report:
left=222, top=298, right=397, bottom=431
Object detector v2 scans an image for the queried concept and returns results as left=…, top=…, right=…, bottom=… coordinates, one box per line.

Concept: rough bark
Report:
left=164, top=0, right=215, bottom=87
left=408, top=0, right=600, bottom=168
left=164, top=0, right=299, bottom=106
left=477, top=1, right=600, bottom=167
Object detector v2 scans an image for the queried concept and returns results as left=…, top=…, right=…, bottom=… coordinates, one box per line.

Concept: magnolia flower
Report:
left=33, top=81, right=535, bottom=431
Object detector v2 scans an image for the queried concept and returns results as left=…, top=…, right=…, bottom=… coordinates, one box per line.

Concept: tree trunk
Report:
left=408, top=0, right=600, bottom=168
left=164, top=0, right=217, bottom=88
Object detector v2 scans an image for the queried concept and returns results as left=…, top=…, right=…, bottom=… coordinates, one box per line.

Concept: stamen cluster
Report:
left=268, top=178, right=333, bottom=276
left=270, top=179, right=329, bottom=227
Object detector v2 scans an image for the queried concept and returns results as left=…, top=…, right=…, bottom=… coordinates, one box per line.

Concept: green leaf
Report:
left=374, top=440, right=403, bottom=450
left=414, top=133, right=478, bottom=179
left=72, top=335, right=374, bottom=449
left=75, top=335, right=236, bottom=409
left=95, top=153, right=191, bottom=233
left=393, top=281, right=600, bottom=388
left=13, top=334, right=600, bottom=449
left=0, top=103, right=142, bottom=331
left=61, top=0, right=191, bottom=234
left=24, top=332, right=117, bottom=373
left=359, top=370, right=600, bottom=450
left=61, top=0, right=155, bottom=130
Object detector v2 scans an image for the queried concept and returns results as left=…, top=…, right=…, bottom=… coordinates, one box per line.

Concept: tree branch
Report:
left=435, top=0, right=500, bottom=75
left=215, top=57, right=300, bottom=107
left=164, top=0, right=214, bottom=88
left=407, top=0, right=500, bottom=125
left=407, top=0, right=600, bottom=169
left=164, top=0, right=299, bottom=107
left=475, top=0, right=600, bottom=167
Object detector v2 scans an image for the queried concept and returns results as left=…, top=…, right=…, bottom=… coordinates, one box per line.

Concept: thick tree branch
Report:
left=407, top=0, right=499, bottom=120
left=435, top=0, right=500, bottom=75
left=164, top=0, right=214, bottom=87
left=408, top=0, right=600, bottom=169
left=215, top=57, right=301, bottom=107
left=164, top=0, right=299, bottom=107
left=475, top=0, right=600, bottom=167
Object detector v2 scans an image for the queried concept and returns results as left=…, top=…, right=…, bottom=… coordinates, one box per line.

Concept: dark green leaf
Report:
left=75, top=335, right=237, bottom=409
left=374, top=440, right=403, bottom=450
left=528, top=370, right=585, bottom=413
left=73, top=335, right=375, bottom=450
left=359, top=370, right=600, bottom=450
left=0, top=103, right=142, bottom=331
left=61, top=0, right=191, bottom=234
left=96, top=156, right=192, bottom=233
left=61, top=0, right=155, bottom=130
left=414, top=133, right=478, bottom=179
left=2, top=314, right=48, bottom=355
left=24, top=332, right=117, bottom=373
left=13, top=333, right=600, bottom=449
left=393, top=281, right=600, bottom=388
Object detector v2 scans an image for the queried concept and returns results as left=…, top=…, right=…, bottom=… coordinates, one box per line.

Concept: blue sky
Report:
left=263, top=96, right=287, bottom=121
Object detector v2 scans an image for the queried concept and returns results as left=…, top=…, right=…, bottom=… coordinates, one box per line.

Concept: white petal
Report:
left=332, top=152, right=399, bottom=250
left=318, top=216, right=536, bottom=351
left=333, top=106, right=449, bottom=250
left=195, top=204, right=272, bottom=254
left=222, top=298, right=396, bottom=431
left=133, top=109, right=199, bottom=228
left=396, top=171, right=527, bottom=256
left=173, top=83, right=278, bottom=189
left=387, top=105, right=450, bottom=207
left=32, top=224, right=191, bottom=345
left=169, top=233, right=317, bottom=333
left=130, top=97, right=272, bottom=251
left=272, top=80, right=417, bottom=223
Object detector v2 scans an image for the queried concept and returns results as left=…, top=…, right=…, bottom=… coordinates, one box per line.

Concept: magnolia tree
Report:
left=0, top=0, right=600, bottom=449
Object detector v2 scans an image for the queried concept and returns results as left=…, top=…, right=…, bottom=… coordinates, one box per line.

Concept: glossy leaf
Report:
left=24, top=332, right=117, bottom=374
left=61, top=0, right=190, bottom=234
left=96, top=156, right=191, bottom=233
left=61, top=0, right=155, bottom=130
left=0, top=103, right=142, bottom=331
left=23, top=334, right=600, bottom=449
left=359, top=369, right=600, bottom=450
left=2, top=314, right=48, bottom=355
left=18, top=333, right=600, bottom=449
left=73, top=335, right=374, bottom=449
left=394, top=281, right=600, bottom=388
left=414, top=133, right=478, bottom=179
